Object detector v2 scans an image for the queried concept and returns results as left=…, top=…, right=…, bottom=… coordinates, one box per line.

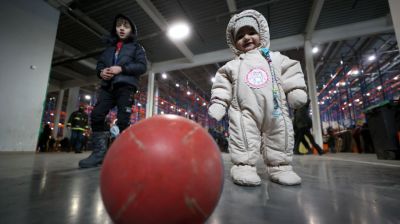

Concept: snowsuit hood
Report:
left=226, top=9, right=270, bottom=56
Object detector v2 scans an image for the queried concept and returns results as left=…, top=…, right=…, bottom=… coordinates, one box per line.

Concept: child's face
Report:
left=116, top=18, right=132, bottom=40
left=234, top=26, right=261, bottom=52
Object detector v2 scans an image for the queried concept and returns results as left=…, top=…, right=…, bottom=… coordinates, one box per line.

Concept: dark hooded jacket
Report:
left=97, top=14, right=147, bottom=89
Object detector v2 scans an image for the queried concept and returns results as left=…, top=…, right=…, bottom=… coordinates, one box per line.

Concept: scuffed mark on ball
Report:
left=182, top=126, right=200, bottom=145
left=128, top=131, right=145, bottom=150
left=184, top=194, right=207, bottom=218
left=115, top=191, right=137, bottom=221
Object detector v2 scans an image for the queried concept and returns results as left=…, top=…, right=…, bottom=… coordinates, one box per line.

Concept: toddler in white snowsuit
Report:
left=208, top=10, right=308, bottom=186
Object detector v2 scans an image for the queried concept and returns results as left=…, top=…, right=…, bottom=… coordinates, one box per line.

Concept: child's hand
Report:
left=287, top=89, right=307, bottom=109
left=108, top=66, right=122, bottom=75
left=208, top=104, right=226, bottom=121
left=100, top=68, right=114, bottom=80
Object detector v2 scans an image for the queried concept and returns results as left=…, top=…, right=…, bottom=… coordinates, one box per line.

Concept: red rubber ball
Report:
left=100, top=115, right=224, bottom=224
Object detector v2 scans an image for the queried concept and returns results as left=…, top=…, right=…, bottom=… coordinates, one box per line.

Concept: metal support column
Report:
left=53, top=89, right=64, bottom=139
left=304, top=40, right=323, bottom=146
left=146, top=72, right=155, bottom=118
left=64, top=87, right=80, bottom=138
left=389, top=0, right=400, bottom=46
left=374, top=48, right=386, bottom=101
left=153, top=82, right=159, bottom=115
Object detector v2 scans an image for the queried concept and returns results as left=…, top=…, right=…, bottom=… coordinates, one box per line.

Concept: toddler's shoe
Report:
left=268, top=165, right=301, bottom=185
left=230, top=165, right=261, bottom=186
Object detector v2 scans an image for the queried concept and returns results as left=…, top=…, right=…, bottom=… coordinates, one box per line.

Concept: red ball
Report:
left=100, top=115, right=224, bottom=224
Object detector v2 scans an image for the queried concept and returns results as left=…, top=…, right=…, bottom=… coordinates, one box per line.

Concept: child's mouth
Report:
left=244, top=43, right=254, bottom=48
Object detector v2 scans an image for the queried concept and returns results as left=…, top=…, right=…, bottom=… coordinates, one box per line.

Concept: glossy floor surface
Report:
left=1, top=152, right=399, bottom=224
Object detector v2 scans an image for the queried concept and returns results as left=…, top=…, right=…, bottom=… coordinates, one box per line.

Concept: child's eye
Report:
left=237, top=34, right=244, bottom=40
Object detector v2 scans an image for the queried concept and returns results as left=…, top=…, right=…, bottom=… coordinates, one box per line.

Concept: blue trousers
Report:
left=70, top=130, right=85, bottom=152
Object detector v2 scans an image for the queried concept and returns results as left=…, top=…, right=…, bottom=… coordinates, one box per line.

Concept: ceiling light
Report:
left=368, top=55, right=376, bottom=61
left=187, top=91, right=191, bottom=95
left=196, top=98, right=199, bottom=101
left=202, top=102, right=206, bottom=106
left=175, top=83, right=180, bottom=87
left=355, top=98, right=360, bottom=102
left=161, top=111, right=164, bottom=114
left=394, top=76, right=399, bottom=80
left=366, top=93, right=371, bottom=96
left=137, top=103, right=142, bottom=107
left=161, top=73, right=167, bottom=79
left=167, top=22, right=190, bottom=40
left=312, top=46, right=319, bottom=54
left=84, top=95, right=91, bottom=100
left=377, top=86, right=382, bottom=91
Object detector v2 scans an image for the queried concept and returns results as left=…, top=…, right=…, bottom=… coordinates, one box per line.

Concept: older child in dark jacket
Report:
left=79, top=14, right=147, bottom=168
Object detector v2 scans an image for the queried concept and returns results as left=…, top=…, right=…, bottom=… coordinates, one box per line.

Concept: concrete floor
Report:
left=1, top=152, right=400, bottom=224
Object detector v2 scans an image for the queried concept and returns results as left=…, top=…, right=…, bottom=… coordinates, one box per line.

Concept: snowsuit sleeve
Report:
left=210, top=65, right=233, bottom=108
left=279, top=54, right=307, bottom=94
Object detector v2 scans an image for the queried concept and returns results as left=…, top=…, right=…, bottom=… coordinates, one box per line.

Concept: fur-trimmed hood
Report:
left=226, top=10, right=270, bottom=56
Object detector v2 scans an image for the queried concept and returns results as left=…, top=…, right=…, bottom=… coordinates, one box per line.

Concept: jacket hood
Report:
left=226, top=10, right=270, bottom=56
left=107, top=14, right=137, bottom=44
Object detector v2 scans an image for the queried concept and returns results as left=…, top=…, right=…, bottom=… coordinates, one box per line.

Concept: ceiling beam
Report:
left=52, top=67, right=89, bottom=82
left=71, top=9, right=109, bottom=35
left=48, top=79, right=61, bottom=93
left=47, top=17, right=393, bottom=90
left=312, top=17, right=393, bottom=44
left=48, top=0, right=109, bottom=36
left=305, top=0, right=325, bottom=40
left=152, top=17, right=393, bottom=73
left=135, top=0, right=194, bottom=61
left=226, top=0, right=237, bottom=13
left=54, top=40, right=97, bottom=70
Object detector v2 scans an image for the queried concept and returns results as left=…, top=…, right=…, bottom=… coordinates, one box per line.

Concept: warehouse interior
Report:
left=0, top=0, right=399, bottom=223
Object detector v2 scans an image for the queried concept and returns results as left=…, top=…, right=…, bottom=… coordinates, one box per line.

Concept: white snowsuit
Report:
left=209, top=10, right=307, bottom=185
